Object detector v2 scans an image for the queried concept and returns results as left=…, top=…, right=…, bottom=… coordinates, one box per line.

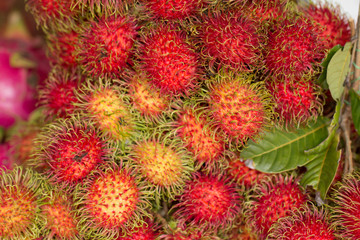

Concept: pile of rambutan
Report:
left=0, top=0, right=357, bottom=239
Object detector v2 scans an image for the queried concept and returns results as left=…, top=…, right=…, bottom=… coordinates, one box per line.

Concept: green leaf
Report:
left=350, top=89, right=360, bottom=135
left=241, top=118, right=329, bottom=173
left=300, top=133, right=341, bottom=200
left=318, top=45, right=342, bottom=89
left=327, top=42, right=352, bottom=101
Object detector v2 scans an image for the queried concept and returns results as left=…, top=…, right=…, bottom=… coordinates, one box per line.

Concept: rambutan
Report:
left=73, top=163, right=152, bottom=239
left=266, top=75, right=324, bottom=125
left=38, top=67, right=82, bottom=119
left=205, top=71, right=273, bottom=146
left=267, top=205, right=335, bottom=240
left=160, top=220, right=219, bottom=240
left=25, top=0, right=80, bottom=30
left=76, top=79, right=137, bottom=143
left=172, top=172, right=241, bottom=231
left=117, top=220, right=159, bottom=239
left=46, top=29, right=80, bottom=69
left=226, top=156, right=267, bottom=189
left=129, top=132, right=194, bottom=198
left=301, top=2, right=351, bottom=50
left=244, top=174, right=308, bottom=239
left=138, top=23, right=200, bottom=96
left=73, top=0, right=135, bottom=15
left=175, top=106, right=225, bottom=171
left=198, top=10, right=263, bottom=72
left=244, top=0, right=289, bottom=23
left=127, top=70, right=172, bottom=122
left=40, top=184, right=80, bottom=239
left=33, top=116, right=109, bottom=185
left=77, top=15, right=138, bottom=79
left=265, top=16, right=326, bottom=77
left=331, top=172, right=360, bottom=239
left=0, top=167, right=43, bottom=239
left=141, top=0, right=206, bottom=20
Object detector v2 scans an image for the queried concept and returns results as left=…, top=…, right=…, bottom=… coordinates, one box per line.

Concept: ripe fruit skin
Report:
left=160, top=220, right=219, bottom=240
left=127, top=71, right=171, bottom=121
left=130, top=134, right=194, bottom=198
left=76, top=79, right=136, bottom=142
left=267, top=205, right=335, bottom=240
left=77, top=15, right=138, bottom=79
left=34, top=117, right=108, bottom=185
left=74, top=163, right=151, bottom=239
left=0, top=167, right=43, bottom=239
left=47, top=29, right=80, bottom=69
left=244, top=174, right=307, bottom=239
left=226, top=156, right=266, bottom=189
left=41, top=185, right=80, bottom=239
left=265, top=17, right=326, bottom=77
left=199, top=10, right=262, bottom=72
left=38, top=67, right=82, bottom=119
left=139, top=23, right=200, bottom=96
left=142, top=0, right=205, bottom=20
left=266, top=76, right=323, bottom=125
left=301, top=2, right=351, bottom=50
left=173, top=172, right=241, bottom=231
left=206, top=72, right=273, bottom=146
left=331, top=172, right=360, bottom=239
left=245, top=0, right=289, bottom=23
left=117, top=220, right=159, bottom=240
left=176, top=106, right=225, bottom=171
left=25, top=0, right=79, bottom=30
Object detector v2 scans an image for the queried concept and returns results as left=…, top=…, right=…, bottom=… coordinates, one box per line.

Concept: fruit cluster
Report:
left=0, top=0, right=356, bottom=239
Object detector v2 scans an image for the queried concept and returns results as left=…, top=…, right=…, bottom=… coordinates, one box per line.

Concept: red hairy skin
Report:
left=267, top=205, right=335, bottom=240
left=142, top=0, right=206, bottom=20
left=160, top=220, right=219, bottom=240
left=302, top=2, right=351, bottom=50
left=176, top=107, right=225, bottom=171
left=245, top=0, right=289, bottom=23
left=199, top=10, right=262, bottom=72
left=77, top=15, right=138, bottom=79
left=139, top=24, right=200, bottom=96
left=47, top=29, right=80, bottom=69
left=38, top=67, right=82, bottom=119
left=173, top=172, right=241, bottom=231
left=265, top=17, right=326, bottom=77
left=331, top=172, right=360, bottom=239
left=34, top=118, right=108, bottom=185
left=25, top=0, right=80, bottom=30
left=117, top=220, right=159, bottom=240
left=244, top=175, right=308, bottom=239
left=226, top=157, right=267, bottom=189
left=206, top=72, right=273, bottom=146
left=266, top=76, right=324, bottom=125
left=74, top=164, right=152, bottom=239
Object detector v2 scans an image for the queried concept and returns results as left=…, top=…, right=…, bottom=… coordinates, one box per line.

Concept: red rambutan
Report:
left=205, top=71, right=273, bottom=146
left=266, top=75, right=324, bottom=125
left=77, top=15, right=138, bottom=79
left=226, top=156, right=267, bottom=189
left=244, top=174, right=308, bottom=239
left=46, top=29, right=80, bottom=69
left=301, top=2, right=351, bottom=50
left=160, top=220, right=219, bottom=240
left=117, top=220, right=159, bottom=239
left=245, top=0, right=289, bottom=23
left=25, top=0, right=80, bottom=30
left=0, top=167, right=43, bottom=239
left=267, top=205, right=335, bottom=240
left=198, top=10, right=262, bottom=72
left=142, top=0, right=206, bottom=20
left=331, top=172, right=360, bottom=239
left=176, top=106, right=225, bottom=171
left=265, top=16, right=326, bottom=77
left=33, top=116, right=109, bottom=185
left=138, top=23, right=200, bottom=96
left=38, top=67, right=83, bottom=119
left=172, top=172, right=241, bottom=231
left=73, top=163, right=152, bottom=239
